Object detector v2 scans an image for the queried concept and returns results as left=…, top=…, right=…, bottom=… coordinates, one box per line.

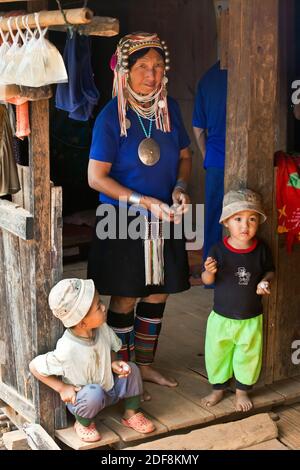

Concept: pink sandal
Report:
left=121, top=412, right=156, bottom=434
left=74, top=421, right=102, bottom=442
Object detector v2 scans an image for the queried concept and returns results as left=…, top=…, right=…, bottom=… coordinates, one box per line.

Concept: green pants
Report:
left=205, top=310, right=263, bottom=387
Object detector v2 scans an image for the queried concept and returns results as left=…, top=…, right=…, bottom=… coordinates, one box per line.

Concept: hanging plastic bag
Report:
left=0, top=20, right=10, bottom=82
left=2, top=17, right=27, bottom=86
left=17, top=13, right=67, bottom=87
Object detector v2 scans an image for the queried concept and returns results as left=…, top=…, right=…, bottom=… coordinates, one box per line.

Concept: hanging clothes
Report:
left=275, top=151, right=300, bottom=252
left=0, top=104, right=20, bottom=196
left=55, top=32, right=99, bottom=121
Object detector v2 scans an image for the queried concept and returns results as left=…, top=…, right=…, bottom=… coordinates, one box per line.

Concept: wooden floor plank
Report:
left=140, top=382, right=215, bottom=431
left=93, top=402, right=168, bottom=444
left=55, top=422, right=119, bottom=450
left=250, top=386, right=285, bottom=409
left=277, top=408, right=300, bottom=450
left=127, top=414, right=278, bottom=450
left=167, top=370, right=236, bottom=419
left=268, top=378, right=300, bottom=404
left=243, top=439, right=288, bottom=450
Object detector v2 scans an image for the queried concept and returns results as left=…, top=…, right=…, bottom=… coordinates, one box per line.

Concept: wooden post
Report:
left=25, top=0, right=64, bottom=435
left=225, top=0, right=279, bottom=383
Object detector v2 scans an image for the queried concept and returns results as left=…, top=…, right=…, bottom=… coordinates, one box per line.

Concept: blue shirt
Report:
left=192, top=61, right=227, bottom=169
left=89, top=96, right=190, bottom=206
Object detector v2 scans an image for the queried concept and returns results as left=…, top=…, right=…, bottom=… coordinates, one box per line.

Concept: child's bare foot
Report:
left=141, top=389, right=152, bottom=401
left=139, top=365, right=178, bottom=387
left=201, top=389, right=224, bottom=407
left=235, top=389, right=253, bottom=412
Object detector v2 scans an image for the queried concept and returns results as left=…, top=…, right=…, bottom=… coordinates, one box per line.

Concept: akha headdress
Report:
left=110, top=32, right=171, bottom=137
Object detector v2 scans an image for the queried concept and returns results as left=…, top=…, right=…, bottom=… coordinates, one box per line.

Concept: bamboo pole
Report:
left=0, top=8, right=93, bottom=32
left=50, top=16, right=119, bottom=37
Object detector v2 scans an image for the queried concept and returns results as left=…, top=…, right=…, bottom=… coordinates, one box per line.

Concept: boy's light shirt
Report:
left=31, top=323, right=122, bottom=392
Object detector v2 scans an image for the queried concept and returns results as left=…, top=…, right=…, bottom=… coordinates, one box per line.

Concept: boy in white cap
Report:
left=29, top=278, right=155, bottom=442
left=201, top=189, right=275, bottom=412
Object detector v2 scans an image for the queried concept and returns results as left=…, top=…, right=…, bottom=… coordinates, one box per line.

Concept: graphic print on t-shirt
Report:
left=235, top=267, right=251, bottom=286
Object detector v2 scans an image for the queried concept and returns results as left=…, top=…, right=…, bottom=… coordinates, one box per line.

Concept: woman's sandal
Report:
left=74, top=421, right=102, bottom=442
left=121, top=412, right=156, bottom=434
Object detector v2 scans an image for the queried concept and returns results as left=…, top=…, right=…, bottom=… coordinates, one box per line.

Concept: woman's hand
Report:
left=171, top=188, right=190, bottom=223
left=141, top=195, right=175, bottom=222
left=59, top=384, right=81, bottom=405
left=204, top=257, right=218, bottom=274
left=112, top=361, right=131, bottom=378
left=256, top=280, right=271, bottom=295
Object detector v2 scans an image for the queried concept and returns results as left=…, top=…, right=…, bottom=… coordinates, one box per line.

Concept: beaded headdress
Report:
left=110, top=32, right=171, bottom=137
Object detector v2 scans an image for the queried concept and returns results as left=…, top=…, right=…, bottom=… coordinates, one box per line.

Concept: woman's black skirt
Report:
left=87, top=206, right=190, bottom=298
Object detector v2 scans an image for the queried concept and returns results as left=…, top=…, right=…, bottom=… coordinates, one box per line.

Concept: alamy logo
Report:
left=291, top=80, right=300, bottom=105
left=291, top=340, right=300, bottom=365
left=235, top=267, right=251, bottom=286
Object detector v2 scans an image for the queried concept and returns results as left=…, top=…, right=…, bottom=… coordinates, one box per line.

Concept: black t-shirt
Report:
left=208, top=237, right=275, bottom=319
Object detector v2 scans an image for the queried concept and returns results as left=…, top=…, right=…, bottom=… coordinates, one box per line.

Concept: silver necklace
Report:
left=136, top=113, right=160, bottom=166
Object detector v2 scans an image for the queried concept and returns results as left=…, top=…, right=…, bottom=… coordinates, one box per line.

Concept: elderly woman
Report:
left=88, top=32, right=192, bottom=390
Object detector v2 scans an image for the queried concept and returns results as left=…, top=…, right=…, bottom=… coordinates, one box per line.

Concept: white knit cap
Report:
left=219, top=189, right=267, bottom=224
left=49, top=278, right=95, bottom=328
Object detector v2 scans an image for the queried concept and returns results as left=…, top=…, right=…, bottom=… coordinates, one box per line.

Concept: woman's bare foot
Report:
left=139, top=365, right=178, bottom=387
left=201, top=389, right=224, bottom=407
left=235, top=389, right=253, bottom=412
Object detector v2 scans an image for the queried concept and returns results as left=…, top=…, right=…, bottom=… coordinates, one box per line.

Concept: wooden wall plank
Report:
left=271, top=0, right=300, bottom=382
left=50, top=185, right=67, bottom=430
left=0, top=381, right=36, bottom=422
left=1, top=232, right=34, bottom=400
left=273, top=242, right=300, bottom=380
left=0, top=231, right=16, bottom=389
left=0, top=200, right=33, bottom=240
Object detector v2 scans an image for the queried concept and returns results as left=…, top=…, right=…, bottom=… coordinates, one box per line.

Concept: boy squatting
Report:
left=29, top=278, right=155, bottom=442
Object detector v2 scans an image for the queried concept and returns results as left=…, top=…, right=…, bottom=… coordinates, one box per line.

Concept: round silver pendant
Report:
left=138, top=138, right=160, bottom=166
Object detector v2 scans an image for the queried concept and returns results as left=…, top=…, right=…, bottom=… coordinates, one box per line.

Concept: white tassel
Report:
left=144, top=218, right=164, bottom=286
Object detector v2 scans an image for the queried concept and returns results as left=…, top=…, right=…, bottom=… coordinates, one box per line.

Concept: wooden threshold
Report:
left=55, top=422, right=120, bottom=451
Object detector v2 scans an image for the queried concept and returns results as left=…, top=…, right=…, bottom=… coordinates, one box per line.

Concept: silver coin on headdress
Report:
left=138, top=138, right=160, bottom=166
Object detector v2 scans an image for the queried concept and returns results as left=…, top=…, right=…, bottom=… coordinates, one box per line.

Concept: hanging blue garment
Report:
left=55, top=32, right=99, bottom=121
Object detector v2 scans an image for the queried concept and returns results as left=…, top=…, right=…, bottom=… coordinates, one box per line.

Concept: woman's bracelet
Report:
left=174, top=180, right=187, bottom=192
left=129, top=191, right=142, bottom=205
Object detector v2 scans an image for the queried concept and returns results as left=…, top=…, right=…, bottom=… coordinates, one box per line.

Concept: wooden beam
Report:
left=0, top=7, right=93, bottom=31
left=2, top=430, right=30, bottom=450
left=0, top=381, right=36, bottom=422
left=23, top=423, right=61, bottom=450
left=0, top=200, right=33, bottom=240
left=49, top=15, right=119, bottom=37
left=1, top=404, right=29, bottom=428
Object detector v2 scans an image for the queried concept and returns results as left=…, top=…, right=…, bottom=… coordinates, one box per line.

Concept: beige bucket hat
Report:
left=49, top=278, right=95, bottom=328
left=219, top=188, right=267, bottom=224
